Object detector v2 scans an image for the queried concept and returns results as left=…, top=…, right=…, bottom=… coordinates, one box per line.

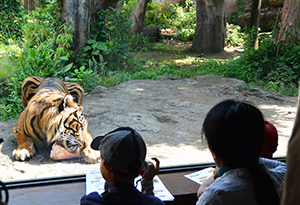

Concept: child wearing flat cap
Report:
left=80, top=127, right=165, bottom=205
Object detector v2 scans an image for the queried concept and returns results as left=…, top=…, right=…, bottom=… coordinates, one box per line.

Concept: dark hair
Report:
left=202, top=99, right=279, bottom=205
left=115, top=159, right=141, bottom=180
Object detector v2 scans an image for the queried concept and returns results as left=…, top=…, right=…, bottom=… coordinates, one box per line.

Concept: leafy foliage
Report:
left=123, top=0, right=196, bottom=40
left=226, top=24, right=245, bottom=46
left=193, top=30, right=300, bottom=96
left=0, top=76, right=23, bottom=121
left=82, top=7, right=152, bottom=72
left=0, top=0, right=24, bottom=42
left=1, top=0, right=300, bottom=121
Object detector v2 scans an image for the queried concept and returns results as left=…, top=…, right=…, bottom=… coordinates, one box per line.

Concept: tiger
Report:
left=12, top=76, right=98, bottom=163
left=21, top=76, right=84, bottom=108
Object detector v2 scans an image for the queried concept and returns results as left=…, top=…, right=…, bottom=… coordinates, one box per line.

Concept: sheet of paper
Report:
left=184, top=167, right=215, bottom=185
left=135, top=175, right=174, bottom=201
left=86, top=169, right=174, bottom=201
left=86, top=169, right=106, bottom=195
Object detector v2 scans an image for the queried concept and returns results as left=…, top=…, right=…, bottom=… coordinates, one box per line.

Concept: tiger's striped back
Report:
left=21, top=76, right=84, bottom=108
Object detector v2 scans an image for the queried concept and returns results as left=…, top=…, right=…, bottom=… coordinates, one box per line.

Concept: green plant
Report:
left=145, top=1, right=176, bottom=28
left=155, top=43, right=167, bottom=50
left=203, top=27, right=300, bottom=96
left=82, top=39, right=108, bottom=65
left=178, top=28, right=194, bottom=41
left=226, top=24, right=245, bottom=46
left=22, top=8, right=56, bottom=47
left=68, top=65, right=99, bottom=92
left=11, top=5, right=69, bottom=76
left=0, top=76, right=24, bottom=121
left=81, top=7, right=152, bottom=73
left=101, top=8, right=138, bottom=70
left=129, top=33, right=153, bottom=52
left=172, top=0, right=196, bottom=30
left=0, top=3, right=75, bottom=121
left=0, top=0, right=24, bottom=42
left=54, top=24, right=74, bottom=58
left=0, top=55, right=11, bottom=78
left=10, top=23, right=74, bottom=79
left=123, top=0, right=196, bottom=41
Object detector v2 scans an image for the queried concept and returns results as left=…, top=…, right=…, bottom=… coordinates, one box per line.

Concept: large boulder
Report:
left=224, top=0, right=239, bottom=17
left=237, top=7, right=280, bottom=31
left=237, top=0, right=283, bottom=32
left=269, top=0, right=284, bottom=7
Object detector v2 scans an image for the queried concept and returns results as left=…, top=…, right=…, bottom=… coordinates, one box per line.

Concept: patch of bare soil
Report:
left=0, top=41, right=297, bottom=182
left=133, top=39, right=243, bottom=68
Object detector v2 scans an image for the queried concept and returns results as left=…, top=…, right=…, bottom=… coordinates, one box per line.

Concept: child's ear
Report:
left=103, top=160, right=113, bottom=172
left=209, top=146, right=218, bottom=161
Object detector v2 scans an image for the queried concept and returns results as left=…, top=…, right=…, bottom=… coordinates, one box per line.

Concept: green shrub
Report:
left=172, top=0, right=196, bottom=31
left=90, top=8, right=151, bottom=71
left=0, top=76, right=24, bottom=121
left=10, top=23, right=74, bottom=78
left=1, top=0, right=300, bottom=121
left=145, top=1, right=176, bottom=28
left=22, top=7, right=56, bottom=47
left=197, top=31, right=300, bottom=96
left=0, top=0, right=24, bottom=42
left=226, top=24, right=245, bottom=46
left=123, top=0, right=196, bottom=40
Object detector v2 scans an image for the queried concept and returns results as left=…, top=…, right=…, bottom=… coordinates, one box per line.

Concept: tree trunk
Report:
left=62, top=0, right=121, bottom=52
left=62, top=0, right=103, bottom=52
left=23, top=0, right=38, bottom=13
left=192, top=0, right=226, bottom=53
left=130, top=0, right=150, bottom=34
left=250, top=0, right=261, bottom=49
left=281, top=86, right=300, bottom=205
left=276, top=0, right=300, bottom=44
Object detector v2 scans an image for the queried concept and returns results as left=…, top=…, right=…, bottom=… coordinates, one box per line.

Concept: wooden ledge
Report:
left=8, top=170, right=200, bottom=205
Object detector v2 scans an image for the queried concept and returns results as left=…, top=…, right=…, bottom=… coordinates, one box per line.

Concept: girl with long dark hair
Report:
left=196, top=100, right=286, bottom=205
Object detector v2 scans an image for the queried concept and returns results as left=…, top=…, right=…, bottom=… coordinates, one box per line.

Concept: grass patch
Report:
left=0, top=56, right=12, bottom=78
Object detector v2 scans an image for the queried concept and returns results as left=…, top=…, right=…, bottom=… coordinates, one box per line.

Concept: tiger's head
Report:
left=48, top=95, right=92, bottom=157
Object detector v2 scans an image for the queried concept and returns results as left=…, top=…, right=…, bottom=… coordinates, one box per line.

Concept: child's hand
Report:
left=143, top=157, right=160, bottom=181
left=197, top=166, right=219, bottom=198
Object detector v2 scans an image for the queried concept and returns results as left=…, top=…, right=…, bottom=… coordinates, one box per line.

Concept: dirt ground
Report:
left=0, top=42, right=298, bottom=182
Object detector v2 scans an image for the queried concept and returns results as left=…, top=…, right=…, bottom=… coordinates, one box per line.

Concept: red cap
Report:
left=261, top=121, right=278, bottom=158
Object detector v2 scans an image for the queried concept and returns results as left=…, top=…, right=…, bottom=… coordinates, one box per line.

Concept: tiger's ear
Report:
left=64, top=95, right=74, bottom=108
left=59, top=95, right=73, bottom=112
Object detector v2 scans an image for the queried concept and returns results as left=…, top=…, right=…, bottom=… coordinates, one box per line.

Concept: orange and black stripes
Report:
left=21, top=76, right=84, bottom=108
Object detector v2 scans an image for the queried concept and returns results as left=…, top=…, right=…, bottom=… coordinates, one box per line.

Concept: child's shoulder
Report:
left=80, top=192, right=106, bottom=205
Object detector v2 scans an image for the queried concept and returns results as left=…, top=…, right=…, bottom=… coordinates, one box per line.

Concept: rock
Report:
left=143, top=26, right=161, bottom=42
left=89, top=86, right=108, bottom=94
left=237, top=8, right=280, bottom=32
left=236, top=0, right=283, bottom=32
left=269, top=0, right=284, bottom=7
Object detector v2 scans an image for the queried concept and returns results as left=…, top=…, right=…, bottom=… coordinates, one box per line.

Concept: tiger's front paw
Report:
left=12, top=147, right=36, bottom=161
left=82, top=147, right=98, bottom=163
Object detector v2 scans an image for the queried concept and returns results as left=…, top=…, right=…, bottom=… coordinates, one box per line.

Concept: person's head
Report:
left=91, top=127, right=147, bottom=183
left=202, top=99, right=265, bottom=168
left=261, top=121, right=278, bottom=159
left=202, top=99, right=280, bottom=205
